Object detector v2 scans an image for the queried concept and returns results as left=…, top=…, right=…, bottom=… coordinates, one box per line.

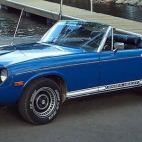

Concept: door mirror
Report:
left=114, top=42, right=124, bottom=50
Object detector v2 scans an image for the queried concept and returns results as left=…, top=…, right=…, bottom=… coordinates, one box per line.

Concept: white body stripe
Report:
left=67, top=79, right=142, bottom=99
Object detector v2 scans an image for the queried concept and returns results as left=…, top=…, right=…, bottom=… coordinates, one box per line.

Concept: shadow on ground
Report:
left=0, top=89, right=142, bottom=142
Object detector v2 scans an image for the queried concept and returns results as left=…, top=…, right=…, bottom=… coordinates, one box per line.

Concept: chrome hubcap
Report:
left=36, top=94, right=49, bottom=110
left=30, top=87, right=57, bottom=118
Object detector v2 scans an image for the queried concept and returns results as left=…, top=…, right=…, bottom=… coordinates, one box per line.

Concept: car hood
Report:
left=0, top=42, right=84, bottom=66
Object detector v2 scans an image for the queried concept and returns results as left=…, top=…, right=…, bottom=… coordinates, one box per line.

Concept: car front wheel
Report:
left=18, top=78, right=62, bottom=125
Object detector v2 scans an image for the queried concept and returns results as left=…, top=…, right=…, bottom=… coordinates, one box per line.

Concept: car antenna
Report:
left=11, top=8, right=24, bottom=45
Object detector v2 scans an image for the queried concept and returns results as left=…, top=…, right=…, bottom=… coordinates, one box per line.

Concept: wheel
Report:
left=18, top=78, right=62, bottom=125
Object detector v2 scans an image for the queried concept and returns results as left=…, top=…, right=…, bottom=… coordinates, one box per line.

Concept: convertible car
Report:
left=0, top=20, right=142, bottom=124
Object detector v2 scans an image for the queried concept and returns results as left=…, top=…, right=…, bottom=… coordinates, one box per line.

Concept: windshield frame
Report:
left=40, top=20, right=110, bottom=52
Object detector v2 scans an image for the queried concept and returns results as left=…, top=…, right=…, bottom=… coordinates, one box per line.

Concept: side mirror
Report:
left=114, top=42, right=124, bottom=50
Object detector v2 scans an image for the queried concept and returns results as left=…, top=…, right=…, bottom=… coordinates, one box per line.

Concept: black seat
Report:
left=114, top=34, right=141, bottom=50
left=124, top=44, right=138, bottom=50
left=138, top=41, right=142, bottom=48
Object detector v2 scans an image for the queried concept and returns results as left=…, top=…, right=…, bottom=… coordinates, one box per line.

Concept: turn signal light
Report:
left=14, top=81, right=24, bottom=86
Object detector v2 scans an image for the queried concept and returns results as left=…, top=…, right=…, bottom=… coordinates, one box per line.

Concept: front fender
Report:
left=14, top=70, right=67, bottom=91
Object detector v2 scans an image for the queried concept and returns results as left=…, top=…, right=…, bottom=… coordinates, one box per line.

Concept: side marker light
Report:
left=14, top=81, right=24, bottom=86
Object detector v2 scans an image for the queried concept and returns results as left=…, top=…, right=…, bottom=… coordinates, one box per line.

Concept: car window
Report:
left=40, top=21, right=109, bottom=52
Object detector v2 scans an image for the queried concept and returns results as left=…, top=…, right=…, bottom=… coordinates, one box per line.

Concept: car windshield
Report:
left=40, top=20, right=109, bottom=51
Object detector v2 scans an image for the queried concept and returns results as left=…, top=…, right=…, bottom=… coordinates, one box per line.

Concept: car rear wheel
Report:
left=18, top=78, right=62, bottom=125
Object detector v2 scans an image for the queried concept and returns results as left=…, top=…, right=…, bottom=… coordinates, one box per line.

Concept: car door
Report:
left=99, top=49, right=142, bottom=92
left=65, top=51, right=101, bottom=99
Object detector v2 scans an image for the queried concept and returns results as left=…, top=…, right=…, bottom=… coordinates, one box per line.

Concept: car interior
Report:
left=114, top=34, right=142, bottom=50
left=103, top=29, right=142, bottom=51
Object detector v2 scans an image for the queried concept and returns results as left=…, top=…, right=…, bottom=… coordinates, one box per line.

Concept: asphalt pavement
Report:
left=0, top=39, right=142, bottom=142
left=1, top=90, right=142, bottom=142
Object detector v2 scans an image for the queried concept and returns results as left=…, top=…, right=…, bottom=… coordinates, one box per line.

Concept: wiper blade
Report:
left=43, top=41, right=64, bottom=46
left=47, top=41, right=55, bottom=44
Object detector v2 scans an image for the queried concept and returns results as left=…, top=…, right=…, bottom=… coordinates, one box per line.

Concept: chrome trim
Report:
left=98, top=86, right=105, bottom=91
left=111, top=28, right=114, bottom=50
left=15, top=61, right=99, bottom=75
left=97, top=26, right=112, bottom=53
left=67, top=79, right=142, bottom=99
left=67, top=87, right=98, bottom=98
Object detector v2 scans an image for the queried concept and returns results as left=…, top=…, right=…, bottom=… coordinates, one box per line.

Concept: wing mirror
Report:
left=114, top=42, right=124, bottom=51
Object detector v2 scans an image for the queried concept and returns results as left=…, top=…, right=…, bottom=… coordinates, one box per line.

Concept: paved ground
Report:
left=0, top=90, right=142, bottom=142
left=0, top=39, right=142, bottom=142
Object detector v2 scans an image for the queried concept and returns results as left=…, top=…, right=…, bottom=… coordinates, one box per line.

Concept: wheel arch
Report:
left=46, top=75, right=67, bottom=102
left=22, top=73, right=67, bottom=103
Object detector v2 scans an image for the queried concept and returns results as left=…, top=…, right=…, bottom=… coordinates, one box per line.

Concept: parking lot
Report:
left=1, top=90, right=142, bottom=142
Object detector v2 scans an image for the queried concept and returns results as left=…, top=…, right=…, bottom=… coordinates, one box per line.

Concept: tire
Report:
left=18, top=78, right=62, bottom=125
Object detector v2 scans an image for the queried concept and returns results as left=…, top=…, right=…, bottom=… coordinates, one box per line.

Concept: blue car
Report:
left=0, top=20, right=142, bottom=124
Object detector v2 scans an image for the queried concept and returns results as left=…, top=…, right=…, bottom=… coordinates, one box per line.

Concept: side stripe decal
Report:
left=101, top=56, right=140, bottom=63
left=67, top=79, right=142, bottom=98
left=15, top=61, right=99, bottom=75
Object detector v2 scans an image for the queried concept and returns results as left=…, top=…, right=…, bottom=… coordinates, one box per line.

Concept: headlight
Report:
left=0, top=68, right=8, bottom=82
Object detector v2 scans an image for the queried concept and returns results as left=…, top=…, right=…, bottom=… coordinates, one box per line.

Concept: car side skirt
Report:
left=67, top=79, right=142, bottom=99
